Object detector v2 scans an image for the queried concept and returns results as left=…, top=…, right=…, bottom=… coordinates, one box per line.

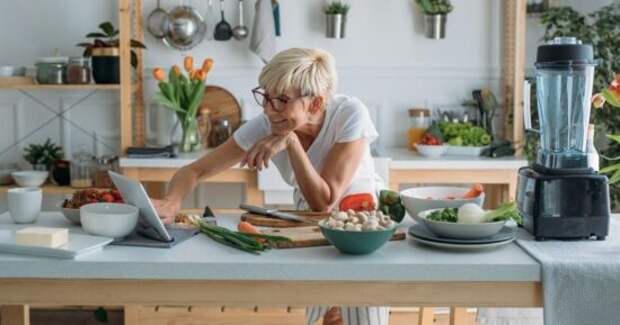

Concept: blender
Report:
left=517, top=37, right=610, bottom=241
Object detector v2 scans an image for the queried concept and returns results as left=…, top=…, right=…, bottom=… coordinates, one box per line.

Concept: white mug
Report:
left=8, top=188, right=42, bottom=224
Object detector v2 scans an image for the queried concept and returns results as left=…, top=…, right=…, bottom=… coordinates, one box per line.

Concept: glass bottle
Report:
left=71, top=149, right=95, bottom=188
left=94, top=155, right=118, bottom=188
left=407, top=108, right=431, bottom=150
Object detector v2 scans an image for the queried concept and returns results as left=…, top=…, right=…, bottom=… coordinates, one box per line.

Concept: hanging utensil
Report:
left=214, top=0, right=233, bottom=40
left=232, top=0, right=249, bottom=40
left=205, top=0, right=218, bottom=41
left=162, top=3, right=207, bottom=51
left=147, top=0, right=168, bottom=39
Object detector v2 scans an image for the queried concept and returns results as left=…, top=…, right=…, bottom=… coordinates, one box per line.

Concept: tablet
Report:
left=108, top=171, right=173, bottom=242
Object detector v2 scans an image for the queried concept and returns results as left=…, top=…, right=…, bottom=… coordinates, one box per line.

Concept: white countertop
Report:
left=384, top=147, right=528, bottom=170
left=120, top=147, right=529, bottom=171
left=0, top=212, right=541, bottom=282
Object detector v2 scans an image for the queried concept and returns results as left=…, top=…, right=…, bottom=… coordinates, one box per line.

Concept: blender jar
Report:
left=527, top=37, right=597, bottom=170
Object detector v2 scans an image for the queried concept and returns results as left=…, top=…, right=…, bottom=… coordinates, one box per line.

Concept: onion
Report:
left=457, top=203, right=486, bottom=224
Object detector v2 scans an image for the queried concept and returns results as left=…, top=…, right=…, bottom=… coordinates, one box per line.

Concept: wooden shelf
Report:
left=0, top=185, right=111, bottom=195
left=0, top=84, right=121, bottom=90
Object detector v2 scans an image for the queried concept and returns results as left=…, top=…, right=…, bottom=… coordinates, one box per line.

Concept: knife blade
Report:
left=239, top=204, right=318, bottom=225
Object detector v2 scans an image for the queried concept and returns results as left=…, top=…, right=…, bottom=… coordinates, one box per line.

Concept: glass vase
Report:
left=176, top=118, right=201, bottom=153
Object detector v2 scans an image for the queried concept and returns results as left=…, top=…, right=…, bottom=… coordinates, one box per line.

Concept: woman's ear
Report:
left=308, top=96, right=324, bottom=114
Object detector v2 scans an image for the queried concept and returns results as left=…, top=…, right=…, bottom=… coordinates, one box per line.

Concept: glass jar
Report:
left=66, top=57, right=91, bottom=84
left=46, top=63, right=66, bottom=84
left=35, top=56, right=68, bottom=84
left=210, top=119, right=232, bottom=147
left=71, top=149, right=95, bottom=188
left=408, top=108, right=431, bottom=150
left=94, top=155, right=118, bottom=188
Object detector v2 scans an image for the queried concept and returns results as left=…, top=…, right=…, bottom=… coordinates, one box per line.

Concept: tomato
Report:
left=101, top=193, right=115, bottom=203
left=339, top=193, right=376, bottom=212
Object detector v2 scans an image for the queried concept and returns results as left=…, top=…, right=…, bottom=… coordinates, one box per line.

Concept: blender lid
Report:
left=536, top=37, right=595, bottom=65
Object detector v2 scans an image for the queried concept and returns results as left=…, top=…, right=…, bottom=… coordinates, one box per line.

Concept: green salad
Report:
left=425, top=202, right=522, bottom=225
left=439, top=122, right=491, bottom=147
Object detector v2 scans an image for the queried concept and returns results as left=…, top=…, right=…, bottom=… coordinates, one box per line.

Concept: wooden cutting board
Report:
left=261, top=226, right=407, bottom=249
left=241, top=211, right=330, bottom=228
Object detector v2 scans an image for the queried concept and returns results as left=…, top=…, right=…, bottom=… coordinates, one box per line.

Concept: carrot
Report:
left=237, top=221, right=265, bottom=243
left=339, top=193, right=375, bottom=212
left=462, top=184, right=484, bottom=199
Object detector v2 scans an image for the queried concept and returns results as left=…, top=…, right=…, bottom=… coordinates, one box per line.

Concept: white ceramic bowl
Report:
left=418, top=208, right=506, bottom=239
left=11, top=171, right=49, bottom=187
left=401, top=186, right=485, bottom=223
left=416, top=144, right=446, bottom=158
left=0, top=66, right=26, bottom=77
left=80, top=203, right=139, bottom=239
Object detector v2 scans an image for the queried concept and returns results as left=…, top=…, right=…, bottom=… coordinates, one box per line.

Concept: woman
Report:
left=152, top=48, right=387, bottom=325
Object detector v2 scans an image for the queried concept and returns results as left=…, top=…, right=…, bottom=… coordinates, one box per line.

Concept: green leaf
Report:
left=154, top=93, right=184, bottom=113
left=607, top=134, right=620, bottom=144
left=86, top=32, right=108, bottom=38
left=186, top=82, right=206, bottom=121
left=130, top=39, right=147, bottom=49
left=602, top=89, right=620, bottom=108
left=99, top=22, right=115, bottom=37
left=600, top=163, right=620, bottom=173
left=609, top=170, right=620, bottom=184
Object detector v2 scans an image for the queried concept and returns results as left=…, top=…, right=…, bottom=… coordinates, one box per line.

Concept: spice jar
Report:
left=70, top=149, right=95, bottom=188
left=408, top=108, right=431, bottom=150
left=66, top=57, right=91, bottom=84
left=93, top=155, right=118, bottom=188
left=198, top=107, right=212, bottom=148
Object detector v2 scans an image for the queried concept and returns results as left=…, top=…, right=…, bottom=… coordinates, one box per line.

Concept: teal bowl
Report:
left=318, top=220, right=396, bottom=255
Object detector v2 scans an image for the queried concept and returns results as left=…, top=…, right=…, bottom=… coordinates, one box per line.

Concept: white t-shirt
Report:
left=233, top=94, right=379, bottom=209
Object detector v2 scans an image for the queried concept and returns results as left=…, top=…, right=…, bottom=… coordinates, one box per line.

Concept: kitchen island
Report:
left=0, top=212, right=541, bottom=325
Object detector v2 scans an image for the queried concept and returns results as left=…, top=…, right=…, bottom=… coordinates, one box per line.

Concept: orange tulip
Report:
left=189, top=68, right=196, bottom=80
left=184, top=56, right=194, bottom=72
left=196, top=69, right=207, bottom=81
left=153, top=68, right=165, bottom=81
left=172, top=65, right=181, bottom=76
left=609, top=74, right=620, bottom=97
left=202, top=58, right=214, bottom=73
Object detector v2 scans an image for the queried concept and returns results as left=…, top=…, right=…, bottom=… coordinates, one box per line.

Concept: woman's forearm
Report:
left=164, top=138, right=246, bottom=204
left=286, top=136, right=334, bottom=211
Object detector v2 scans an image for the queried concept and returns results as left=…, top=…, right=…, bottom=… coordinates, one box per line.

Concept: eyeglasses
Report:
left=251, top=87, right=307, bottom=113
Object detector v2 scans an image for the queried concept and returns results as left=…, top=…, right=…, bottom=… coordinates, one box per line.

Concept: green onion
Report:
left=192, top=219, right=291, bottom=254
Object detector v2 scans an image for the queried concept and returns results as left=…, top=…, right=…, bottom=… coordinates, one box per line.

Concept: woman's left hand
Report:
left=241, top=133, right=296, bottom=171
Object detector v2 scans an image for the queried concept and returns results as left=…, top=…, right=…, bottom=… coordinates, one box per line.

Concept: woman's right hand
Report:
left=151, top=198, right=181, bottom=224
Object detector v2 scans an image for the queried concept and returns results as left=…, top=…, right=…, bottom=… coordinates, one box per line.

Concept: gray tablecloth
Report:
left=516, top=219, right=620, bottom=325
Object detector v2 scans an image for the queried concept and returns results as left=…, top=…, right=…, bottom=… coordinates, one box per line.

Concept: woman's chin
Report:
left=271, top=126, right=293, bottom=135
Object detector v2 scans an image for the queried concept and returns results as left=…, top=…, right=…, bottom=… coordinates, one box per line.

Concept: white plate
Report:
left=410, top=234, right=515, bottom=250
left=0, top=229, right=112, bottom=259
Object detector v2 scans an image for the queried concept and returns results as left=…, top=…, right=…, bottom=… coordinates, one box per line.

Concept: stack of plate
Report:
left=408, top=224, right=516, bottom=250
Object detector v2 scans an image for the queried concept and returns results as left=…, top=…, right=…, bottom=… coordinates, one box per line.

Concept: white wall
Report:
left=0, top=0, right=507, bottom=209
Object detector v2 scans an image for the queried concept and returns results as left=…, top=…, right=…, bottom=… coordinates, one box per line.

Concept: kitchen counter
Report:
left=0, top=212, right=540, bottom=282
left=384, top=147, right=528, bottom=170
left=0, top=211, right=542, bottom=313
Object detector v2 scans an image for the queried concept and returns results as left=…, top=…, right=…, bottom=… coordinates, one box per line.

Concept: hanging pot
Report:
left=326, top=13, right=346, bottom=39
left=162, top=5, right=207, bottom=51
left=424, top=14, right=447, bottom=39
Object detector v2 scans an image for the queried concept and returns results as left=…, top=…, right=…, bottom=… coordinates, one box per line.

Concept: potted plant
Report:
left=325, top=1, right=350, bottom=39
left=415, top=0, right=453, bottom=39
left=152, top=56, right=214, bottom=152
left=77, top=22, right=146, bottom=84
left=23, top=138, right=64, bottom=171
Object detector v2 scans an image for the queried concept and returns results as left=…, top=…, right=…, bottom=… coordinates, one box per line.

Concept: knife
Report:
left=239, top=204, right=318, bottom=225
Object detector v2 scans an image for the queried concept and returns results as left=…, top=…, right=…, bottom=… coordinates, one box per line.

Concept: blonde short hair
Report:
left=258, top=48, right=337, bottom=98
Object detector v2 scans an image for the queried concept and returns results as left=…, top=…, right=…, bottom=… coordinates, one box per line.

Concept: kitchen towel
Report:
left=250, top=0, right=276, bottom=63
left=515, top=219, right=620, bottom=325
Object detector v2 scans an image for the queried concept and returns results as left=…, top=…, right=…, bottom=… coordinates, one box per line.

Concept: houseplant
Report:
left=324, top=1, right=350, bottom=39
left=535, top=4, right=620, bottom=205
left=23, top=138, right=64, bottom=171
left=152, top=56, right=213, bottom=152
left=594, top=75, right=620, bottom=182
left=415, top=0, right=453, bottom=39
left=77, top=22, right=146, bottom=84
